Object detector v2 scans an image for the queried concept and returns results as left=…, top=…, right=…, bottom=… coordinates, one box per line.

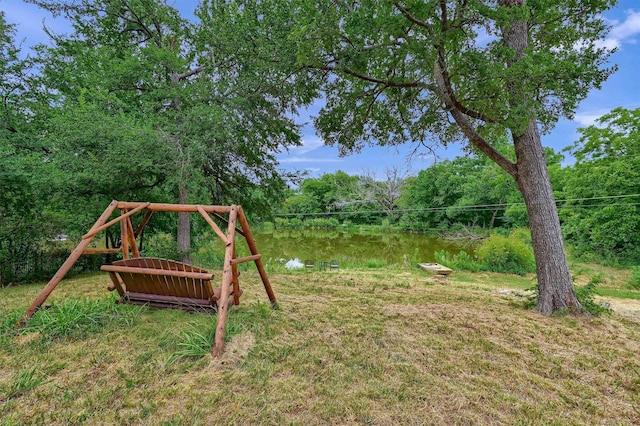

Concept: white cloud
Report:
left=290, top=135, right=325, bottom=154
left=610, top=10, right=640, bottom=39
left=279, top=156, right=342, bottom=164
left=573, top=109, right=610, bottom=126
left=600, top=9, right=640, bottom=50
left=595, top=38, right=620, bottom=50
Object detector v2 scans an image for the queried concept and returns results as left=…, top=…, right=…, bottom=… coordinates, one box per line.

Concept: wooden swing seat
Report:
left=100, top=257, right=241, bottom=312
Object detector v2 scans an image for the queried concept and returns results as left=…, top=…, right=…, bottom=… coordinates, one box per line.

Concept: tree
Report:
left=561, top=107, right=640, bottom=263
left=284, top=171, right=359, bottom=214
left=399, top=157, right=471, bottom=230
left=358, top=167, right=406, bottom=221
left=222, top=0, right=616, bottom=314
left=0, top=11, right=68, bottom=281
left=29, top=0, right=304, bottom=261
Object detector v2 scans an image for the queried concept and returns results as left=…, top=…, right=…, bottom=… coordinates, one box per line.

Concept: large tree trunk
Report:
left=177, top=186, right=192, bottom=264
left=514, top=121, right=581, bottom=314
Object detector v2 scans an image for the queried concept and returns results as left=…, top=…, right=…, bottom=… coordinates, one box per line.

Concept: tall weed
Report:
left=627, top=267, right=640, bottom=290
left=22, top=297, right=143, bottom=341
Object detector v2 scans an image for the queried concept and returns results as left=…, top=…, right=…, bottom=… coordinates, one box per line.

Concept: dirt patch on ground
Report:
left=426, top=275, right=450, bottom=285
left=210, top=331, right=255, bottom=367
left=495, top=288, right=535, bottom=297
left=598, top=297, right=640, bottom=324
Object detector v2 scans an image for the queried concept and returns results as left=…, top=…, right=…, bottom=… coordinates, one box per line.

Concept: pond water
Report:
left=249, top=228, right=477, bottom=266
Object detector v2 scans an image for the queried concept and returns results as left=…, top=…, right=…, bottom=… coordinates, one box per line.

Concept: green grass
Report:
left=1, top=265, right=640, bottom=424
left=595, top=287, right=640, bottom=300
left=3, top=367, right=45, bottom=401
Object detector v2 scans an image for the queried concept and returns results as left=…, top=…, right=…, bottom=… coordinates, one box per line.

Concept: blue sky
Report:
left=4, top=0, right=640, bottom=179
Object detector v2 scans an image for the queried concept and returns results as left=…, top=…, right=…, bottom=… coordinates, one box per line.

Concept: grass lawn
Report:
left=2, top=265, right=640, bottom=425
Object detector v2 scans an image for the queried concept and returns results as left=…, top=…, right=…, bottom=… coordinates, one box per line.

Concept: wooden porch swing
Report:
left=17, top=200, right=277, bottom=357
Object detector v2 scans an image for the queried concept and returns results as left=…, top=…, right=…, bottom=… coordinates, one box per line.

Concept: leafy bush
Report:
left=191, top=232, right=225, bottom=269
left=476, top=232, right=535, bottom=276
left=305, top=217, right=340, bottom=228
left=434, top=250, right=481, bottom=272
left=435, top=229, right=534, bottom=275
left=574, top=279, right=612, bottom=316
left=143, top=232, right=181, bottom=260
left=627, top=267, right=640, bottom=290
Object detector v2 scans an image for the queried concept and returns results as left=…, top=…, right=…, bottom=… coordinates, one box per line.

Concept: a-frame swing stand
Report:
left=18, top=200, right=277, bottom=357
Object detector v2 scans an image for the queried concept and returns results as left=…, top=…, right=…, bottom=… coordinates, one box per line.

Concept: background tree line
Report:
left=277, top=117, right=640, bottom=266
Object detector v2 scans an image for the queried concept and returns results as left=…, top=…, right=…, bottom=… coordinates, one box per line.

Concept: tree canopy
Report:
left=24, top=0, right=315, bottom=260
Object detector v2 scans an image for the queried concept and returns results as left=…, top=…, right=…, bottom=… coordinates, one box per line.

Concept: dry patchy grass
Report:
left=2, top=266, right=640, bottom=425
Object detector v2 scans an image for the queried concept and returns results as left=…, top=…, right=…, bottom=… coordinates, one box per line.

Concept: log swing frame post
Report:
left=17, top=200, right=277, bottom=357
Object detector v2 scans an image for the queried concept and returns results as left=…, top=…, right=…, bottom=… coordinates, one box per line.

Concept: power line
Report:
left=275, top=193, right=640, bottom=217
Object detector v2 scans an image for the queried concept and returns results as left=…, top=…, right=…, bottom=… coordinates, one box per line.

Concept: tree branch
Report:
left=434, top=62, right=518, bottom=178
left=395, top=1, right=497, bottom=124
left=393, top=1, right=435, bottom=36
left=434, top=5, right=498, bottom=124
left=174, top=66, right=207, bottom=81
left=120, top=0, right=158, bottom=46
left=312, top=65, right=428, bottom=89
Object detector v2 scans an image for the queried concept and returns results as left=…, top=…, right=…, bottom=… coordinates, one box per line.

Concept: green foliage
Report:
left=434, top=250, right=481, bottom=272
left=22, top=298, right=143, bottom=341
left=20, top=0, right=308, bottom=242
left=191, top=233, right=225, bottom=269
left=275, top=216, right=341, bottom=229
left=476, top=232, right=536, bottom=276
left=627, top=267, right=640, bottom=290
left=0, top=11, right=62, bottom=276
left=435, top=229, right=534, bottom=276
left=304, top=217, right=341, bottom=228
left=3, top=367, right=45, bottom=401
left=574, top=280, right=612, bottom=317
left=143, top=233, right=181, bottom=261
left=275, top=217, right=304, bottom=229
left=281, top=171, right=390, bottom=225
left=398, top=151, right=523, bottom=231
left=561, top=108, right=640, bottom=265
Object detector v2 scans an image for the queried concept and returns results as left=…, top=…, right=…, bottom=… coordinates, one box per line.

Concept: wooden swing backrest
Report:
left=100, top=257, right=222, bottom=311
left=113, top=258, right=211, bottom=298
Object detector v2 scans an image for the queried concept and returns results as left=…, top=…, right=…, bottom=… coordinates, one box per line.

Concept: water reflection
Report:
left=251, top=228, right=477, bottom=265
